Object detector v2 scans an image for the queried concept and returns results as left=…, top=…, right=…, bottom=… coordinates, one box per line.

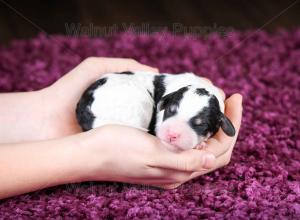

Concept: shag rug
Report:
left=0, top=29, right=299, bottom=219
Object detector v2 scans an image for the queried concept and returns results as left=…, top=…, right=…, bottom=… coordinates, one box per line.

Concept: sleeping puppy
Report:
left=76, top=72, right=235, bottom=151
left=151, top=73, right=235, bottom=151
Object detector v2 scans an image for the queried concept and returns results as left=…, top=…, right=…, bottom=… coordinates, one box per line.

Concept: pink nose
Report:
left=167, top=132, right=180, bottom=142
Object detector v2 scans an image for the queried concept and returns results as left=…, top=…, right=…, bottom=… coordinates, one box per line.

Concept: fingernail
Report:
left=203, top=154, right=216, bottom=169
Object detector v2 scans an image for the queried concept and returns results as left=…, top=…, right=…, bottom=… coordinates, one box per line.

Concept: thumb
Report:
left=152, top=146, right=216, bottom=172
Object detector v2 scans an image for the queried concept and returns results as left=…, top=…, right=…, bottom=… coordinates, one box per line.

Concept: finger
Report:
left=122, top=169, right=192, bottom=186
left=156, top=183, right=182, bottom=190
left=70, top=57, right=158, bottom=80
left=99, top=57, right=159, bottom=73
left=189, top=124, right=241, bottom=181
left=120, top=178, right=179, bottom=187
left=152, top=147, right=216, bottom=172
left=59, top=57, right=159, bottom=92
left=201, top=137, right=228, bottom=158
left=154, top=94, right=243, bottom=181
left=133, top=166, right=191, bottom=181
left=136, top=174, right=188, bottom=185
left=202, top=94, right=242, bottom=158
left=153, top=167, right=193, bottom=183
left=211, top=93, right=243, bottom=145
left=200, top=77, right=212, bottom=84
left=188, top=147, right=234, bottom=180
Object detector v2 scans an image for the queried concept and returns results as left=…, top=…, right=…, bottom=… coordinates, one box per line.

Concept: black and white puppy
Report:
left=150, top=73, right=235, bottom=151
left=76, top=71, right=235, bottom=151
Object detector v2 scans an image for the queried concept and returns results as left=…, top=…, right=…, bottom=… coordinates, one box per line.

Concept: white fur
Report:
left=86, top=71, right=225, bottom=150
left=91, top=72, right=155, bottom=131
left=157, top=118, right=199, bottom=150
left=162, top=73, right=224, bottom=112
left=155, top=73, right=225, bottom=150
left=155, top=73, right=225, bottom=131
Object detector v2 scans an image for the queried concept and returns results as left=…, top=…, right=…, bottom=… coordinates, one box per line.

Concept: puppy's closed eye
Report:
left=193, top=118, right=202, bottom=125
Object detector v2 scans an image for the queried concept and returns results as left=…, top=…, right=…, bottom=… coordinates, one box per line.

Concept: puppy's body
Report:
left=76, top=71, right=235, bottom=151
left=76, top=71, right=155, bottom=131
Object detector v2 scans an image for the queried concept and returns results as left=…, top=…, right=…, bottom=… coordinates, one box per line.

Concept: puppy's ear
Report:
left=220, top=113, right=235, bottom=136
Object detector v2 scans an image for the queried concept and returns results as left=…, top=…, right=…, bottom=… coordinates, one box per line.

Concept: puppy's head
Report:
left=156, top=86, right=235, bottom=150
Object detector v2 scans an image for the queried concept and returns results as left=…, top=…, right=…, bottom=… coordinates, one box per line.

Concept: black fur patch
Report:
left=76, top=77, right=107, bottom=131
left=195, top=88, right=210, bottom=96
left=189, top=95, right=222, bottom=137
left=115, top=71, right=134, bottom=75
left=153, top=75, right=166, bottom=104
left=147, top=89, right=153, bottom=98
left=160, top=86, right=189, bottom=121
left=148, top=75, right=166, bottom=134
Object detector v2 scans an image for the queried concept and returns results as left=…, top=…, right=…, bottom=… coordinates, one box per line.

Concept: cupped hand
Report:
left=75, top=124, right=217, bottom=188
left=40, top=57, right=158, bottom=139
left=40, top=56, right=225, bottom=140
left=75, top=94, right=242, bottom=189
left=166, top=93, right=243, bottom=188
left=38, top=56, right=242, bottom=189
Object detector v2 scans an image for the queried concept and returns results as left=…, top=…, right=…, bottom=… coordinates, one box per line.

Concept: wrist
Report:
left=0, top=89, right=47, bottom=143
left=0, top=136, right=91, bottom=199
left=70, top=128, right=112, bottom=182
left=54, top=133, right=94, bottom=184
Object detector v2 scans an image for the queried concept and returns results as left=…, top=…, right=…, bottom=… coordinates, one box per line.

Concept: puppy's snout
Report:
left=166, top=131, right=181, bottom=142
left=157, top=118, right=198, bottom=150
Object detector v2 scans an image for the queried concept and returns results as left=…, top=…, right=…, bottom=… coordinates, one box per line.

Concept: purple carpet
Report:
left=0, top=29, right=299, bottom=219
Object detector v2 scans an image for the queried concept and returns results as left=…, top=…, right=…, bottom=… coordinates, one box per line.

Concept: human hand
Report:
left=0, top=55, right=242, bottom=196
left=167, top=93, right=243, bottom=188
left=74, top=124, right=217, bottom=188
left=39, top=56, right=225, bottom=140
left=75, top=94, right=242, bottom=189
left=40, top=57, right=159, bottom=139
left=32, top=56, right=241, bottom=190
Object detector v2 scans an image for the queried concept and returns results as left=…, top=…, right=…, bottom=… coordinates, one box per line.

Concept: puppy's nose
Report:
left=167, top=132, right=180, bottom=142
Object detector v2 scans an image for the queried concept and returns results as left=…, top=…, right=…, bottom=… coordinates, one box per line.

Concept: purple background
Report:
left=0, top=30, right=299, bottom=219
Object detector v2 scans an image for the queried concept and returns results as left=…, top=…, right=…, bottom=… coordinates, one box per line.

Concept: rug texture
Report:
left=0, top=29, right=299, bottom=219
